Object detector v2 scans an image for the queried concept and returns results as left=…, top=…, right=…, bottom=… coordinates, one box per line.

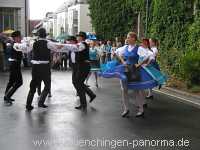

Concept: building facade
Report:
left=0, top=0, right=29, bottom=36
left=68, top=3, right=92, bottom=35
left=42, top=12, right=57, bottom=38
left=41, top=0, right=92, bottom=38
left=55, top=3, right=68, bottom=38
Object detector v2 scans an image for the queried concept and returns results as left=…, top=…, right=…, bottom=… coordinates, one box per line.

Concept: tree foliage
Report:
left=187, top=13, right=200, bottom=51
left=88, top=0, right=138, bottom=40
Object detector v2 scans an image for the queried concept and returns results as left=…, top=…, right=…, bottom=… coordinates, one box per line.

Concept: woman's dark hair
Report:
left=37, top=28, right=47, bottom=38
left=142, top=38, right=152, bottom=51
left=11, top=31, right=21, bottom=38
left=142, top=38, right=150, bottom=48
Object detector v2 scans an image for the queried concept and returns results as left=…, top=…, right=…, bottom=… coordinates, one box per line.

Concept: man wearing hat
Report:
left=73, top=31, right=96, bottom=110
left=61, top=32, right=96, bottom=110
left=26, top=28, right=57, bottom=110
left=4, top=31, right=23, bottom=104
left=25, top=28, right=81, bottom=110
left=65, top=34, right=96, bottom=110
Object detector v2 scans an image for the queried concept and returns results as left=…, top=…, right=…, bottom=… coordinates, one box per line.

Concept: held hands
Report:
left=135, top=64, right=140, bottom=68
left=56, top=45, right=64, bottom=49
left=143, top=58, right=149, bottom=64
left=122, top=61, right=127, bottom=65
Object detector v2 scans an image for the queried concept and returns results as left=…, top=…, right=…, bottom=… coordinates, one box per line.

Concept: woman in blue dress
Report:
left=138, top=39, right=167, bottom=98
left=116, top=32, right=150, bottom=117
left=146, top=38, right=160, bottom=99
left=86, top=40, right=100, bottom=87
left=99, top=32, right=164, bottom=117
left=138, top=39, right=166, bottom=82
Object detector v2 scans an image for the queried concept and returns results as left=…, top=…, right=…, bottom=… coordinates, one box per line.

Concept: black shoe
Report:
left=95, top=83, right=99, bottom=88
left=158, top=85, right=162, bottom=89
left=10, top=98, right=15, bottom=102
left=75, top=105, right=82, bottom=110
left=82, top=105, right=87, bottom=111
left=89, top=95, right=96, bottom=103
left=26, top=105, right=34, bottom=111
left=135, top=112, right=144, bottom=118
left=145, top=95, right=153, bottom=99
left=4, top=99, right=12, bottom=105
left=143, top=103, right=148, bottom=108
left=38, top=104, right=48, bottom=108
left=75, top=105, right=87, bottom=110
left=121, top=110, right=130, bottom=118
left=4, top=96, right=14, bottom=102
left=48, top=94, right=52, bottom=98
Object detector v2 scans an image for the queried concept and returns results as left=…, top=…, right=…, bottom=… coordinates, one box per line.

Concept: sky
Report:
left=29, top=0, right=67, bottom=20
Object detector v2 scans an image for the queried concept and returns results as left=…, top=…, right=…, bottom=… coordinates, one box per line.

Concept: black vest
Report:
left=10, top=42, right=23, bottom=62
left=75, top=42, right=89, bottom=63
left=32, top=40, right=51, bottom=61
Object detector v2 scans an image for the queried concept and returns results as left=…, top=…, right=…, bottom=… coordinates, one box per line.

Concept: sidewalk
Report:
left=154, top=86, right=200, bottom=109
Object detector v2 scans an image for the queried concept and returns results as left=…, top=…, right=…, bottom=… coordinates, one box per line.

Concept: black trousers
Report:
left=36, top=73, right=51, bottom=96
left=73, top=63, right=95, bottom=106
left=61, top=56, right=68, bottom=70
left=71, top=63, right=78, bottom=89
left=5, top=62, right=23, bottom=99
left=26, top=64, right=51, bottom=107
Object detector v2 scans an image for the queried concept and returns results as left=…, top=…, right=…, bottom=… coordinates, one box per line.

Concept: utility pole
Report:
left=145, top=0, right=149, bottom=37
left=137, top=12, right=141, bottom=38
left=25, top=0, right=29, bottom=36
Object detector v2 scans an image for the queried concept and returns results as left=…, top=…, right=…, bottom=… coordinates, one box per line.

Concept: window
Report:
left=0, top=7, right=21, bottom=32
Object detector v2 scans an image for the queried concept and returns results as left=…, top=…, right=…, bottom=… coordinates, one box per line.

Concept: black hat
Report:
left=37, top=28, right=47, bottom=38
left=76, top=31, right=87, bottom=39
left=66, top=35, right=77, bottom=41
left=11, top=31, right=21, bottom=38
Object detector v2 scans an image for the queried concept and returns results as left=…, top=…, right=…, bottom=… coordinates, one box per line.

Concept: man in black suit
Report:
left=4, top=31, right=23, bottom=104
left=73, top=32, right=96, bottom=110
left=26, top=28, right=53, bottom=110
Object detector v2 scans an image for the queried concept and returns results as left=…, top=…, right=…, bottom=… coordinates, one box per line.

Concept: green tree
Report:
left=88, top=0, right=138, bottom=40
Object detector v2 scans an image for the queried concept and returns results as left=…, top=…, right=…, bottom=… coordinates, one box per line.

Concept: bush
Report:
left=181, top=50, right=200, bottom=87
left=158, top=48, right=183, bottom=77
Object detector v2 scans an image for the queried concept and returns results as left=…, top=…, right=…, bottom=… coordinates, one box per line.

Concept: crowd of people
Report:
left=1, top=28, right=167, bottom=118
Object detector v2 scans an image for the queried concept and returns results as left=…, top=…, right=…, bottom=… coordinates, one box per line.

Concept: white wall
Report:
left=79, top=4, right=92, bottom=33
left=68, top=6, right=76, bottom=35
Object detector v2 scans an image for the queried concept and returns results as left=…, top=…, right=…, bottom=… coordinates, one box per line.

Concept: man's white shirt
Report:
left=13, top=38, right=86, bottom=64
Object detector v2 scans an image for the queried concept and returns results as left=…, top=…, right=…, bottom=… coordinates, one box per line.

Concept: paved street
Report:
left=0, top=69, right=200, bottom=150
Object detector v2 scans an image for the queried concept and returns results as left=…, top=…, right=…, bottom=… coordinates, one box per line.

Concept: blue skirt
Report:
left=98, top=60, right=162, bottom=90
left=151, top=60, right=160, bottom=71
left=143, top=65, right=167, bottom=85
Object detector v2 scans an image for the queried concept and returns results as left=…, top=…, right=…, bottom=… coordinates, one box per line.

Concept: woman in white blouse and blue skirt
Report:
left=99, top=32, right=166, bottom=118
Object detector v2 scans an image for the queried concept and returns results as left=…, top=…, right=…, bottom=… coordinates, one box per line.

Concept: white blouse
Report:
left=137, top=46, right=154, bottom=65
left=115, top=44, right=137, bottom=56
left=151, top=46, right=158, bottom=58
